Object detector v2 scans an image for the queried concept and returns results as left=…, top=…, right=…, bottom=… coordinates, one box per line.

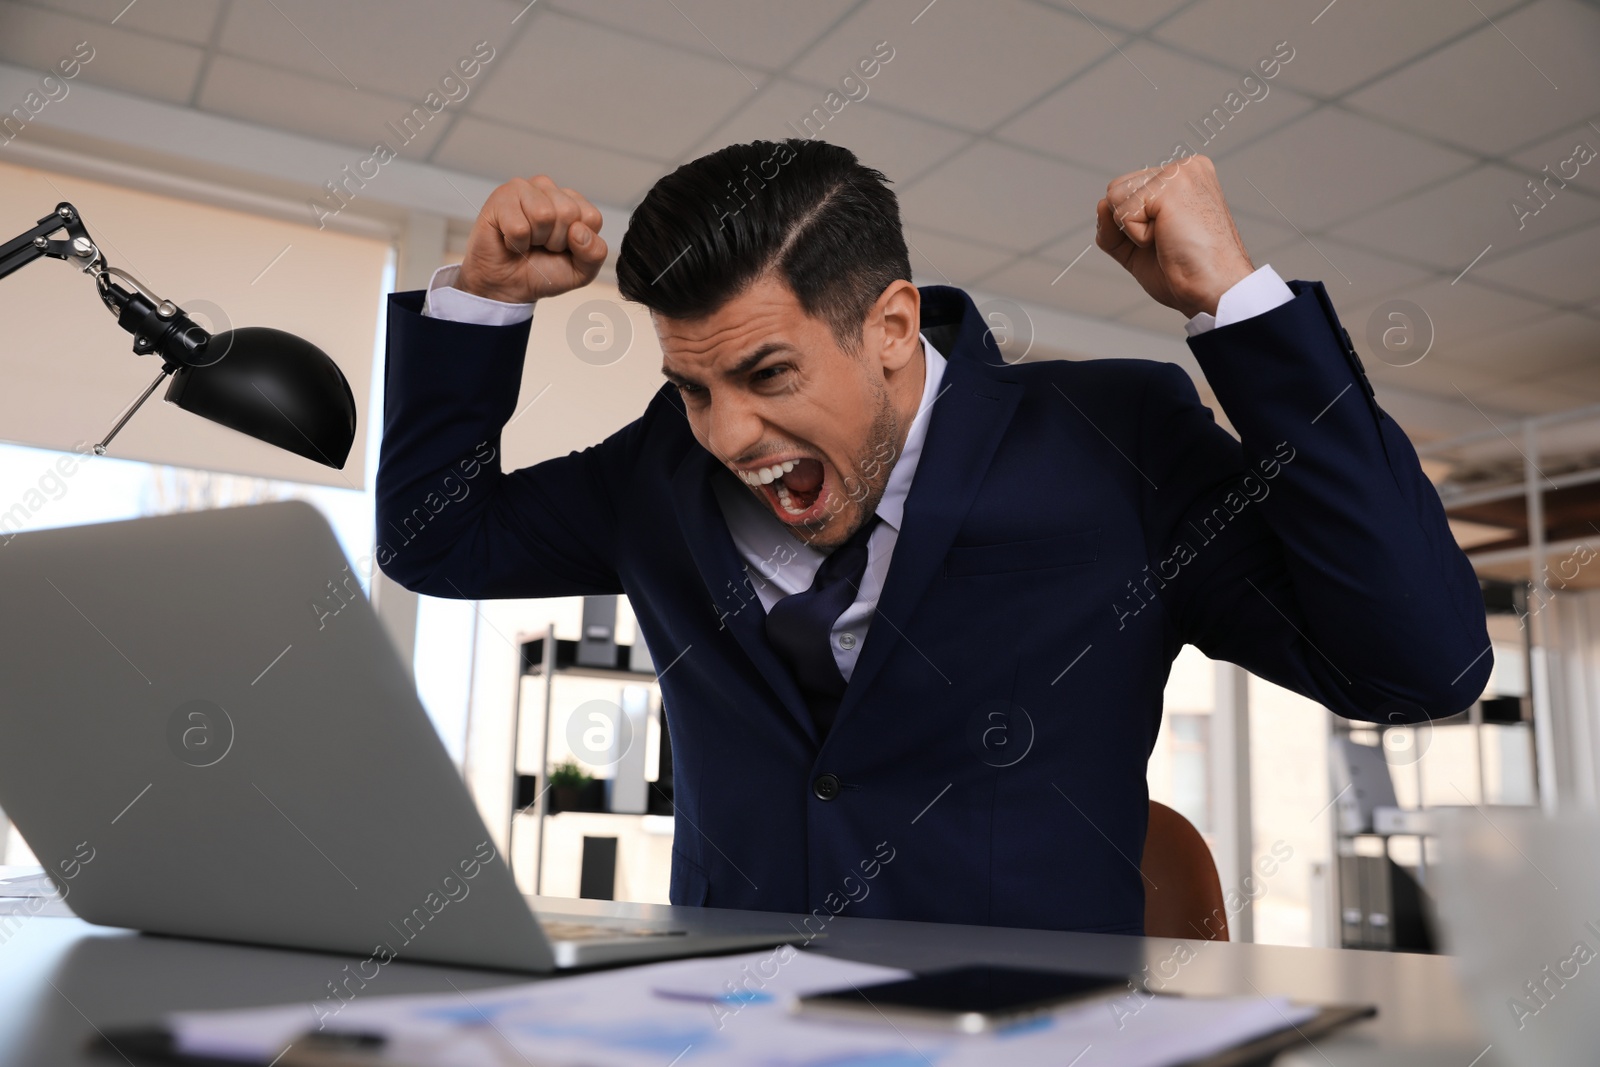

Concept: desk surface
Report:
left=0, top=896, right=1498, bottom=1067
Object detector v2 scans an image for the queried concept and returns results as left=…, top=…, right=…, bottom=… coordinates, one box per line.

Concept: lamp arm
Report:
left=0, top=203, right=95, bottom=282
left=0, top=202, right=214, bottom=368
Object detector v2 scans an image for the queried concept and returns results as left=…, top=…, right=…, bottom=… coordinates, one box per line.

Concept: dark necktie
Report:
left=764, top=514, right=882, bottom=739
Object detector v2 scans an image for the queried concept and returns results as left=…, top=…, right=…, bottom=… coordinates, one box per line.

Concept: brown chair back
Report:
left=1141, top=800, right=1228, bottom=940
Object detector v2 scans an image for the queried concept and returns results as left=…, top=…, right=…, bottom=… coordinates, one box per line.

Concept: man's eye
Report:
left=676, top=382, right=706, bottom=396
left=753, top=366, right=787, bottom=383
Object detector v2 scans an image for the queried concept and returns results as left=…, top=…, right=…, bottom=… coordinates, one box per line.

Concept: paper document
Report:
left=0, top=866, right=60, bottom=897
left=0, top=865, right=76, bottom=918
left=168, top=947, right=1317, bottom=1067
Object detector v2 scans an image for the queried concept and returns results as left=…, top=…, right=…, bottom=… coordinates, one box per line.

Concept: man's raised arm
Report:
left=1097, top=155, right=1492, bottom=723
left=375, top=176, right=633, bottom=601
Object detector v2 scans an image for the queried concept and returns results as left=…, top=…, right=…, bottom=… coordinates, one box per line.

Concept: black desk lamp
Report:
left=0, top=203, right=357, bottom=468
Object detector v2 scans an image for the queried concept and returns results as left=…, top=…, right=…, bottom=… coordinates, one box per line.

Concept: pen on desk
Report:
left=651, top=988, right=773, bottom=1005
left=271, top=1030, right=393, bottom=1067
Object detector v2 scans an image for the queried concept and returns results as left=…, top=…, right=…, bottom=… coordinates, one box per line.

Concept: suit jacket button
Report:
left=813, top=773, right=841, bottom=801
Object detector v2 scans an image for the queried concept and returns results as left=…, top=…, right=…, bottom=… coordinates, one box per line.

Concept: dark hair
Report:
left=616, top=139, right=912, bottom=353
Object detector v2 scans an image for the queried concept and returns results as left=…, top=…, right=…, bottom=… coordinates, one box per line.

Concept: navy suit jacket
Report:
left=376, top=280, right=1491, bottom=935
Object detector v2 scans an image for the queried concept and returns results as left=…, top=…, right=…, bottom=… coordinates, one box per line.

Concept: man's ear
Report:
left=871, top=279, right=921, bottom=374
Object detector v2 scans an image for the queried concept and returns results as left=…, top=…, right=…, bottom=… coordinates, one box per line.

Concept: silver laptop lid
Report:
left=0, top=500, right=556, bottom=972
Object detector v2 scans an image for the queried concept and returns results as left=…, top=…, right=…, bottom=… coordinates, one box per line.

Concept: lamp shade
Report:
left=164, top=326, right=357, bottom=469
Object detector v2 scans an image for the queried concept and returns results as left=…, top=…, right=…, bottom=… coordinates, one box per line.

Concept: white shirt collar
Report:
left=873, top=333, right=947, bottom=534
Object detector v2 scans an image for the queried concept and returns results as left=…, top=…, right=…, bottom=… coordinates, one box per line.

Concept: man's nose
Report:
left=704, top=396, right=767, bottom=465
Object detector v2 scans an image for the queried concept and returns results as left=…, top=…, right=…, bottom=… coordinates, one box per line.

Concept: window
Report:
left=1168, top=713, right=1210, bottom=834
left=0, top=162, right=395, bottom=865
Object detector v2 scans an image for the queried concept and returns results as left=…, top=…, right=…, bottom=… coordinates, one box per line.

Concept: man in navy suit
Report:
left=377, top=139, right=1490, bottom=935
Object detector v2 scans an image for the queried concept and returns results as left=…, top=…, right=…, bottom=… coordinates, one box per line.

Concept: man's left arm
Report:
left=1099, top=156, right=1493, bottom=722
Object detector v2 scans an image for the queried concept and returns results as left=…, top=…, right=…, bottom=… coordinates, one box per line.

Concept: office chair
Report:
left=1142, top=800, right=1228, bottom=940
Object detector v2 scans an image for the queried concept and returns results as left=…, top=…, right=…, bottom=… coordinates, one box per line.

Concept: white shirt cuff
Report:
left=1183, top=265, right=1294, bottom=337
left=422, top=264, right=536, bottom=326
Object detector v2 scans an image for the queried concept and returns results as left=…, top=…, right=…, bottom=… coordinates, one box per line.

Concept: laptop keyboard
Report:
left=539, top=920, right=689, bottom=943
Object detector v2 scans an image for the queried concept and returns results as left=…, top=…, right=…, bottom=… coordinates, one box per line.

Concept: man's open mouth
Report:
left=736, top=457, right=827, bottom=521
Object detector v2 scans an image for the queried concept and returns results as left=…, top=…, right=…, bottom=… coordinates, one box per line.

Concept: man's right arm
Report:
left=375, top=176, right=629, bottom=601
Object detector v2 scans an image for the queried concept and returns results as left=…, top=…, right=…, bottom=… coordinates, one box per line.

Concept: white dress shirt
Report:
left=421, top=261, right=1294, bottom=680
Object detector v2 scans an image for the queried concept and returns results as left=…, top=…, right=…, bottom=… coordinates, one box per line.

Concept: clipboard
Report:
left=95, top=1003, right=1377, bottom=1067
left=1178, top=1004, right=1378, bottom=1067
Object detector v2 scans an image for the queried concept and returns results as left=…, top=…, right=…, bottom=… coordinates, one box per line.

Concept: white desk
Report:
left=0, top=896, right=1498, bottom=1066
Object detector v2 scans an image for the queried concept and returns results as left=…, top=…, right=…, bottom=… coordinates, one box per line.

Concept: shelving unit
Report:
left=1321, top=402, right=1600, bottom=951
left=1327, top=579, right=1540, bottom=951
left=508, top=611, right=673, bottom=898
left=1422, top=402, right=1600, bottom=814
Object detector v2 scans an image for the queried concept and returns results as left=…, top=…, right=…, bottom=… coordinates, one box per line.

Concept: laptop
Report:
left=0, top=499, right=796, bottom=971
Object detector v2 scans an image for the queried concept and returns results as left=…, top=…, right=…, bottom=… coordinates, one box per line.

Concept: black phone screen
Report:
left=802, top=965, right=1124, bottom=1016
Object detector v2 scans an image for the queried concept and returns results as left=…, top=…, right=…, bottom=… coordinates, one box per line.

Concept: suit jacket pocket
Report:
left=943, top=527, right=1100, bottom=577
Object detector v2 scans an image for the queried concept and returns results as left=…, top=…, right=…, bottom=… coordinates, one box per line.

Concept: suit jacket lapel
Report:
left=832, top=288, right=1023, bottom=732
left=670, top=445, right=819, bottom=746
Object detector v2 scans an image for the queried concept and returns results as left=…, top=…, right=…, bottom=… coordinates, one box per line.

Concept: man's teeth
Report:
left=735, top=460, right=811, bottom=516
left=774, top=483, right=808, bottom=516
left=739, top=460, right=797, bottom=487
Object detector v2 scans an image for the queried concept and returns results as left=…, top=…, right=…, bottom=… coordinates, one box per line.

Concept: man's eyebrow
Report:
left=661, top=342, right=796, bottom=386
left=728, top=342, right=793, bottom=376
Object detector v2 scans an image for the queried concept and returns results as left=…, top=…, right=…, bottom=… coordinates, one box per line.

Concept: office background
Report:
left=0, top=0, right=1597, bottom=952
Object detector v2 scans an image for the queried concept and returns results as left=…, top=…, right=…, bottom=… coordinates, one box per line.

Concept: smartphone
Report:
left=790, top=964, right=1127, bottom=1034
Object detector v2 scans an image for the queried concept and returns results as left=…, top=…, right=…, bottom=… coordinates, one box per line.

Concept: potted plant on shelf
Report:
left=548, top=758, right=592, bottom=815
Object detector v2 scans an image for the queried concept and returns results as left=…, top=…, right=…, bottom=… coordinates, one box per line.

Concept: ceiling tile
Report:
left=544, top=0, right=857, bottom=70
left=1039, top=225, right=1100, bottom=265
left=788, top=0, right=1115, bottom=133
left=896, top=140, right=1106, bottom=249
left=28, top=0, right=224, bottom=45
left=682, top=77, right=968, bottom=182
left=1538, top=363, right=1600, bottom=401
left=196, top=55, right=448, bottom=158
left=1116, top=298, right=1193, bottom=335
left=216, top=0, right=519, bottom=100
left=1221, top=107, right=1474, bottom=230
left=1472, top=222, right=1600, bottom=304
left=1330, top=162, right=1600, bottom=272
left=997, top=41, right=1316, bottom=176
left=1229, top=213, right=1300, bottom=261
left=1367, top=357, right=1509, bottom=406
left=1035, top=0, right=1193, bottom=33
left=1509, top=117, right=1600, bottom=199
left=1328, top=282, right=1562, bottom=400
left=1153, top=0, right=1522, bottom=99
left=0, top=1, right=203, bottom=103
left=1254, top=236, right=1432, bottom=305
left=431, top=116, right=665, bottom=207
left=1448, top=311, right=1600, bottom=378
left=469, top=10, right=751, bottom=161
left=902, top=227, right=1018, bottom=288
left=977, top=250, right=1149, bottom=318
left=1344, top=0, right=1600, bottom=156
left=1374, top=278, right=1557, bottom=360
left=1478, top=380, right=1599, bottom=415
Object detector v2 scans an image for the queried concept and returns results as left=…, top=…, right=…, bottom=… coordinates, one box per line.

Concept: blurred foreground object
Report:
left=1433, top=808, right=1600, bottom=1066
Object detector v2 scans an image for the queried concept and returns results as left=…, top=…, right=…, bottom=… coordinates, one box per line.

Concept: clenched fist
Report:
left=1095, top=155, right=1254, bottom=320
left=457, top=175, right=608, bottom=303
